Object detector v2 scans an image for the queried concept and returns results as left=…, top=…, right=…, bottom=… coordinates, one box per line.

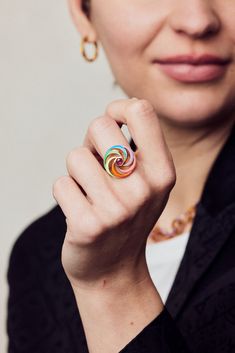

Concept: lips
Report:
left=154, top=54, right=230, bottom=65
left=153, top=54, right=231, bottom=82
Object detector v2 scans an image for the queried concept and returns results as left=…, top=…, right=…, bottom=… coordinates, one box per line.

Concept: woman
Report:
left=7, top=0, right=235, bottom=352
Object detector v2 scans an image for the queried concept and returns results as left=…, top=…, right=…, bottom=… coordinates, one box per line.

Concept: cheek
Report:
left=92, top=2, right=166, bottom=78
left=223, top=13, right=235, bottom=45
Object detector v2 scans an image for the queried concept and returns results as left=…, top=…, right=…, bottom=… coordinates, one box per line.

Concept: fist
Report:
left=53, top=98, right=176, bottom=290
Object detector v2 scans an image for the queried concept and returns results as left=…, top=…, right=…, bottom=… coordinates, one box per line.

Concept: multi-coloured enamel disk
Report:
left=103, top=145, right=137, bottom=178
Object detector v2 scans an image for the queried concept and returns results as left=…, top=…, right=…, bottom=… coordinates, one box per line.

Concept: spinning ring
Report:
left=103, top=145, right=137, bottom=178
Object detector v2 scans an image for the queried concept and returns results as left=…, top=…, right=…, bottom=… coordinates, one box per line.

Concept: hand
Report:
left=53, top=98, right=176, bottom=291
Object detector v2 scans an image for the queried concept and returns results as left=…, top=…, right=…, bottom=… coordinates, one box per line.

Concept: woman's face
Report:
left=88, top=0, right=235, bottom=127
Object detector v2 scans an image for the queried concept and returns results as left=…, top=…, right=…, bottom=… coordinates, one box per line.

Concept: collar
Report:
left=130, top=124, right=235, bottom=317
left=200, top=123, right=235, bottom=216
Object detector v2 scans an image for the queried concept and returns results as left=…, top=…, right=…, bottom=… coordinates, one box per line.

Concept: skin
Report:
left=53, top=0, right=235, bottom=351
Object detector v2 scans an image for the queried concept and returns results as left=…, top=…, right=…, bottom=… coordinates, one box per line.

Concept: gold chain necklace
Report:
left=149, top=204, right=197, bottom=243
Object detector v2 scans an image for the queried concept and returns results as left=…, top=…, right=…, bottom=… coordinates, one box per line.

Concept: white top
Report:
left=145, top=231, right=190, bottom=303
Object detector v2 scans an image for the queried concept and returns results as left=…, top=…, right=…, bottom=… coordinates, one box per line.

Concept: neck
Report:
left=156, top=117, right=234, bottom=230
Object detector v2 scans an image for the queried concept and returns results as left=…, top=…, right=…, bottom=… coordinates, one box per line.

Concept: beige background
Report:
left=0, top=0, right=127, bottom=351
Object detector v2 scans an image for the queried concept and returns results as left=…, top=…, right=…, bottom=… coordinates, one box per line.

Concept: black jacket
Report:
left=7, top=125, right=235, bottom=353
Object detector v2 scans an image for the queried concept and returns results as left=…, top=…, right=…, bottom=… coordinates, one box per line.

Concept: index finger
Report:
left=105, top=98, right=172, bottom=170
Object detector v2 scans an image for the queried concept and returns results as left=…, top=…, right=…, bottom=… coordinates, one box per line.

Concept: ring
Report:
left=103, top=145, right=137, bottom=178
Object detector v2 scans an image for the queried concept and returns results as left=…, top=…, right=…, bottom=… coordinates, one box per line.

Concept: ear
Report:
left=67, top=0, right=98, bottom=41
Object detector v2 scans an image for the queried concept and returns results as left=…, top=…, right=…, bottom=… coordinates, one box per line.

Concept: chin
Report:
left=160, top=107, right=235, bottom=130
left=160, top=114, right=221, bottom=129
left=146, top=89, right=235, bottom=129
left=159, top=107, right=223, bottom=129
left=161, top=108, right=232, bottom=131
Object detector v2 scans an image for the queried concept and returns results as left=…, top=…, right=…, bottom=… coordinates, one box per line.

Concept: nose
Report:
left=169, top=0, right=221, bottom=39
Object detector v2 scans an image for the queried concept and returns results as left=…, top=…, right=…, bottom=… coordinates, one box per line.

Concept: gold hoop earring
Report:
left=80, top=36, right=98, bottom=62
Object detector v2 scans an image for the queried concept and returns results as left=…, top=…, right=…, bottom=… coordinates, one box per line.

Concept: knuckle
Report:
left=105, top=101, right=115, bottom=116
left=65, top=220, right=79, bottom=243
left=131, top=179, right=152, bottom=206
left=88, top=116, right=113, bottom=136
left=109, top=203, right=129, bottom=226
left=163, top=175, right=176, bottom=192
left=155, top=168, right=176, bottom=192
left=85, top=217, right=104, bottom=236
left=52, top=175, right=70, bottom=198
left=95, top=202, right=129, bottom=228
left=83, top=222, right=106, bottom=245
left=126, top=99, right=155, bottom=119
left=66, top=148, right=78, bottom=168
left=66, top=214, right=103, bottom=245
left=66, top=147, right=88, bottom=170
left=138, top=183, right=152, bottom=204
